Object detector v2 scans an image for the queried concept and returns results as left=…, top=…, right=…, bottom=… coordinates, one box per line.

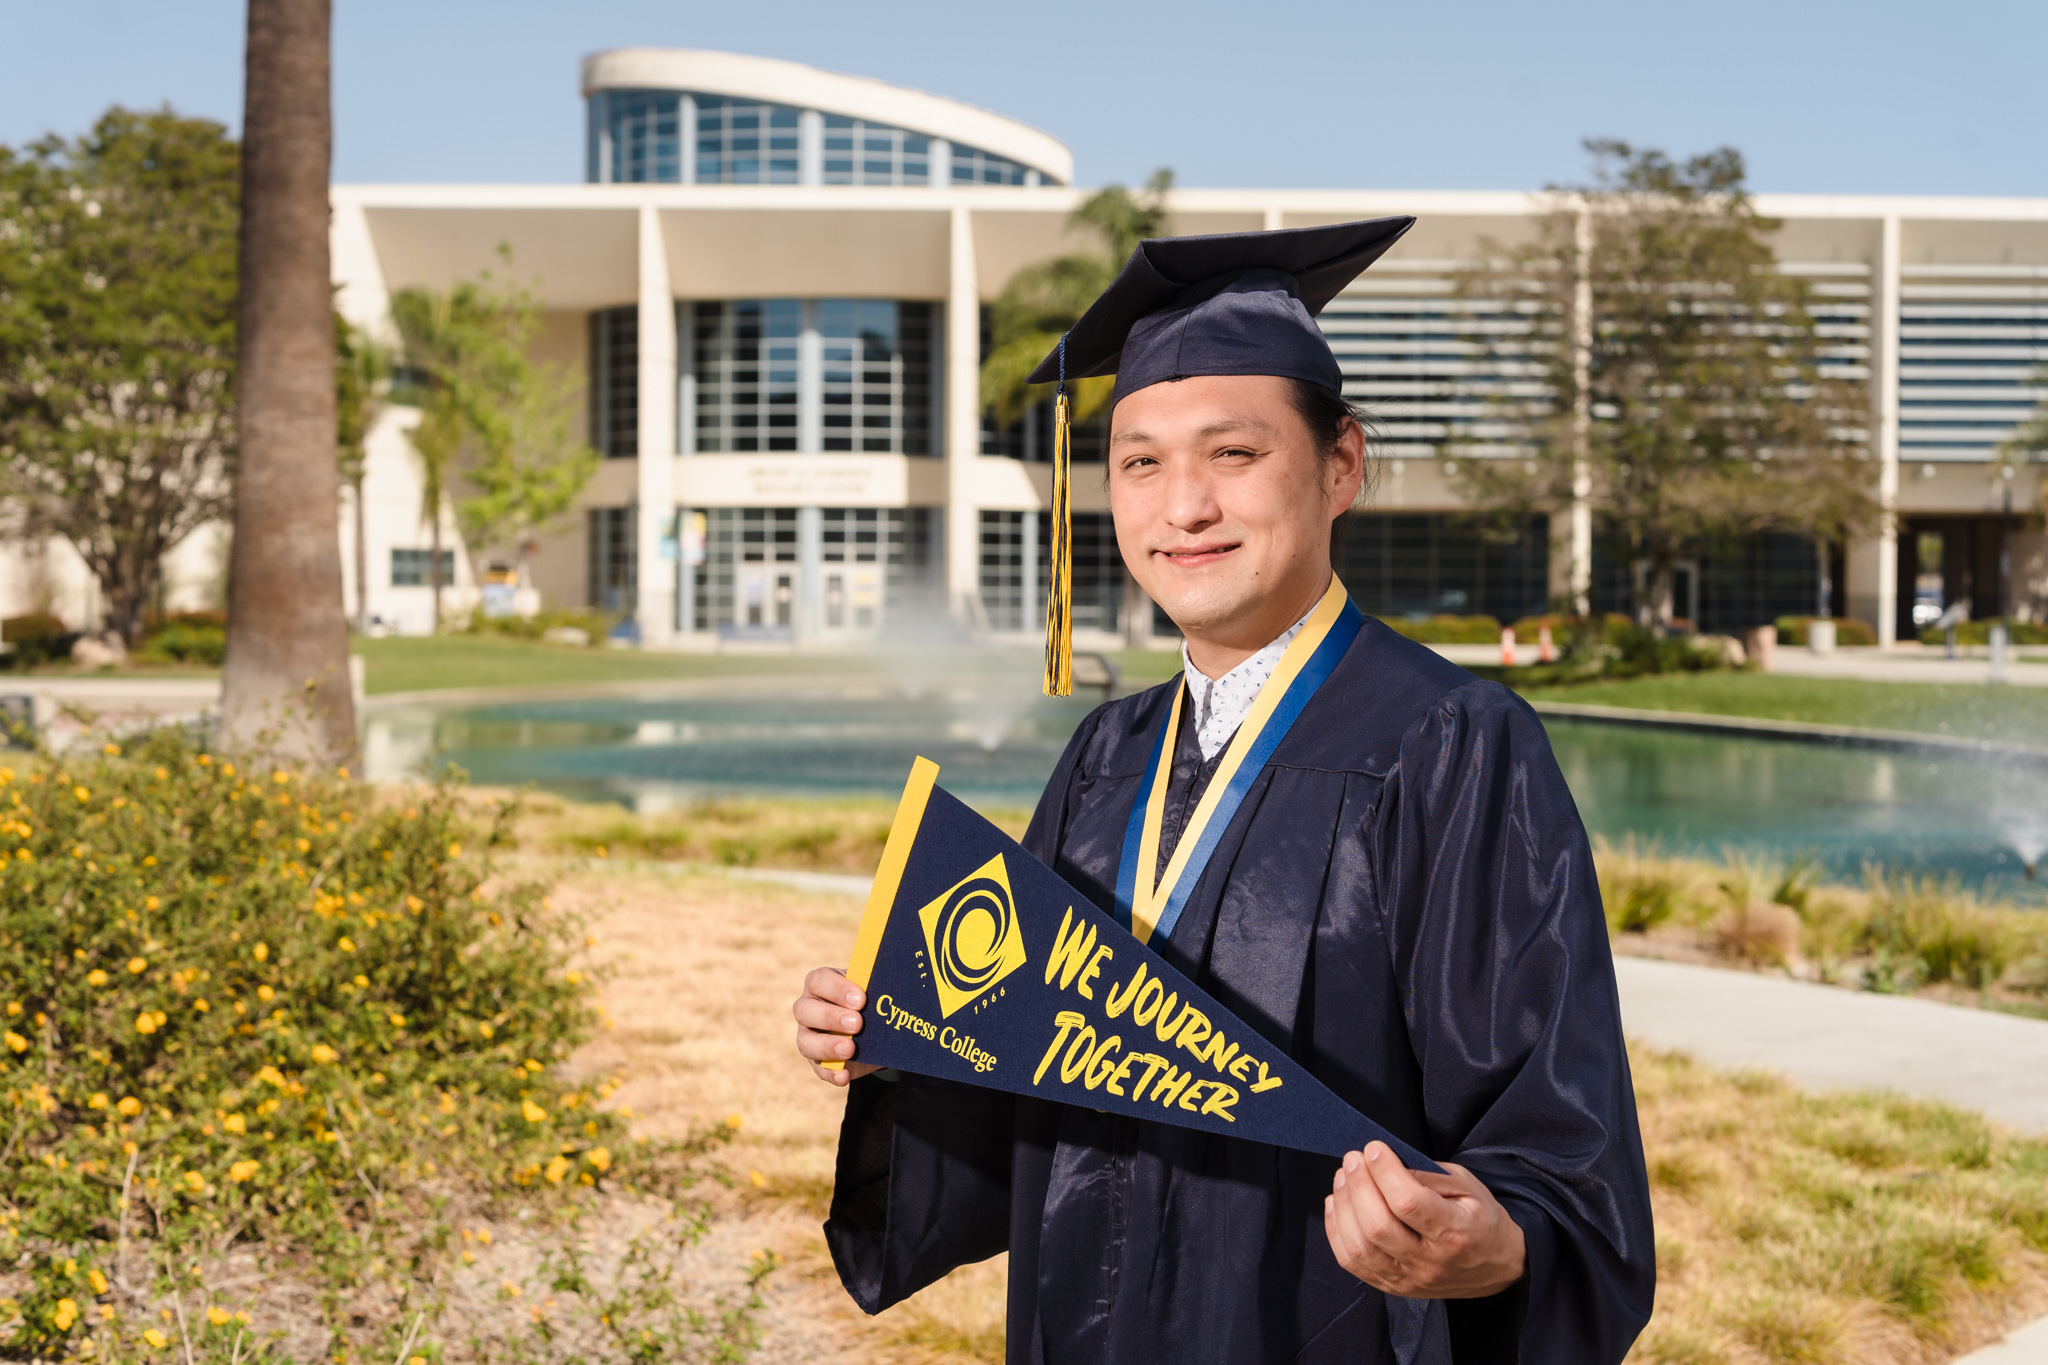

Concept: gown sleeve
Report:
left=1373, top=682, right=1655, bottom=1364
left=822, top=707, right=1108, bottom=1315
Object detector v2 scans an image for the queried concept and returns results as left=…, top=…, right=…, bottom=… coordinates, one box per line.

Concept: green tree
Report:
left=0, top=108, right=239, bottom=643
left=335, top=315, right=392, bottom=633
left=221, top=0, right=356, bottom=762
left=390, top=261, right=597, bottom=629
left=1455, top=140, right=1873, bottom=627
left=980, top=169, right=1173, bottom=429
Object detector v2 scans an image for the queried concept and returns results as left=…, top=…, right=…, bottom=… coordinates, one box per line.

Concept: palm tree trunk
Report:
left=352, top=472, right=369, bottom=633
left=429, top=504, right=443, bottom=633
left=219, top=0, right=356, bottom=762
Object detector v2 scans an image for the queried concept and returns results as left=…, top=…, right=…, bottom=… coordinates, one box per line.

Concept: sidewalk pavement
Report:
left=1613, top=955, right=2048, bottom=1134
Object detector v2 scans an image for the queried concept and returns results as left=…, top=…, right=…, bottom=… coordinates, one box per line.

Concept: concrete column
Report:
left=1567, top=206, right=1594, bottom=616
left=636, top=204, right=677, bottom=644
left=797, top=505, right=823, bottom=642
left=1263, top=206, right=1284, bottom=232
left=1870, top=216, right=1902, bottom=646
left=931, top=139, right=952, bottom=188
left=680, top=97, right=696, bottom=186
left=799, top=109, right=823, bottom=186
left=945, top=206, right=982, bottom=623
left=798, top=299, right=822, bottom=452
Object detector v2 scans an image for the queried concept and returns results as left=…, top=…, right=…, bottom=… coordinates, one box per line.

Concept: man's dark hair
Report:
left=1287, top=379, right=1376, bottom=561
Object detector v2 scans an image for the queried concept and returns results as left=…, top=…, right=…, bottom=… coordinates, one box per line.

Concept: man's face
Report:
left=1107, top=374, right=1361, bottom=644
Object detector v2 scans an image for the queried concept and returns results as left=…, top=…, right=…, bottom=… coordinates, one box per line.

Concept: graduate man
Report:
left=793, top=218, right=1655, bottom=1364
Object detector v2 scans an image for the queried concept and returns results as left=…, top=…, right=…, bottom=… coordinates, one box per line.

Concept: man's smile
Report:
left=1155, top=541, right=1242, bottom=567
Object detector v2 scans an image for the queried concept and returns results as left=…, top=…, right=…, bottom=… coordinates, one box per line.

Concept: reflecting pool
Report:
left=364, top=683, right=2048, bottom=900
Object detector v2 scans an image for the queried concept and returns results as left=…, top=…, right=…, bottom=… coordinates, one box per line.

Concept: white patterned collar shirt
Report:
left=1179, top=600, right=1318, bottom=762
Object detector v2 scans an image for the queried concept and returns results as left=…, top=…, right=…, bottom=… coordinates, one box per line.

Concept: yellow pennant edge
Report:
left=1131, top=576, right=1350, bottom=946
left=824, top=755, right=939, bottom=1070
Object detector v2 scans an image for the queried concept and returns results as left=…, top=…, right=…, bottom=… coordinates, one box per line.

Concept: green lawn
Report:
left=355, top=635, right=862, bottom=695
left=1515, top=672, right=2048, bottom=746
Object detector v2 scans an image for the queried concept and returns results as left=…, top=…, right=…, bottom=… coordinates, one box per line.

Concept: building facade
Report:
left=326, top=48, right=2048, bottom=647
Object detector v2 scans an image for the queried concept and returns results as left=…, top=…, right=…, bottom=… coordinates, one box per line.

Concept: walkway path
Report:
left=1613, top=956, right=2048, bottom=1134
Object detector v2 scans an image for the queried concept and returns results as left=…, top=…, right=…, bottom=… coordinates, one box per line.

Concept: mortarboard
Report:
left=1030, top=217, right=1416, bottom=696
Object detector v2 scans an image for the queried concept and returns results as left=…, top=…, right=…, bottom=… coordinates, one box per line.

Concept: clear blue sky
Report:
left=2, top=0, right=2041, bottom=197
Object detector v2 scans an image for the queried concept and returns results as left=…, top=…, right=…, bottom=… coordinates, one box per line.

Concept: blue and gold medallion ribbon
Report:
left=1114, top=576, right=1364, bottom=946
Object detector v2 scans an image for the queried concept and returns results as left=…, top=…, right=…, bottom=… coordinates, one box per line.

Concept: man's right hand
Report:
left=794, top=966, right=878, bottom=1086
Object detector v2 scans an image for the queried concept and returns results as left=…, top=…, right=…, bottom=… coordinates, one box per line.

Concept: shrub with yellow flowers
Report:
left=0, top=731, right=713, bottom=1362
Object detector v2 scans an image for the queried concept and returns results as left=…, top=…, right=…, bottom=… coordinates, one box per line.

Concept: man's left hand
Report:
left=1324, top=1142, right=1528, bottom=1299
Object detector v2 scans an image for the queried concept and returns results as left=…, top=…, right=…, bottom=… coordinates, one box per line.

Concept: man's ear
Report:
left=1326, top=417, right=1368, bottom=512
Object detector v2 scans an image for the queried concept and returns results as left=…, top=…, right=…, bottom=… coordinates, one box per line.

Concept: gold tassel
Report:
left=1043, top=389, right=1074, bottom=697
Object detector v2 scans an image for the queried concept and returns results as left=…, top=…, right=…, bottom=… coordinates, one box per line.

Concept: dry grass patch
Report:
left=1629, top=1045, right=2048, bottom=1364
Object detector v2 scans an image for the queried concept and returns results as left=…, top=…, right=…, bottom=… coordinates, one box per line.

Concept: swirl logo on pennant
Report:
left=917, top=854, right=1029, bottom=1018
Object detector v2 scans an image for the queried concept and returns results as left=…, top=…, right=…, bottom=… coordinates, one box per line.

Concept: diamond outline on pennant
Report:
left=917, top=853, right=1029, bottom=1018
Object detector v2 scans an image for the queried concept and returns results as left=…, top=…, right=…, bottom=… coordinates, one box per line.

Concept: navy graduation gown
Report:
left=825, top=620, right=1655, bottom=1363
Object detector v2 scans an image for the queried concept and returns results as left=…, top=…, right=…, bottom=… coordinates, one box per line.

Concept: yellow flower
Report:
left=388, top=1012, right=406, bottom=1028
left=117, top=1096, right=142, bottom=1116
left=726, top=1112, right=745, bottom=1130
left=181, top=1171, right=205, bottom=1194
left=127, top=957, right=147, bottom=974
left=544, top=1155, right=570, bottom=1183
left=338, top=765, right=350, bottom=780
left=228, top=1159, right=259, bottom=1183
left=224, top=1114, right=245, bottom=1134
left=135, top=1013, right=157, bottom=1035
left=521, top=1099, right=548, bottom=1124
left=748, top=1168, right=765, bottom=1188
left=257, top=986, right=274, bottom=1001
left=193, top=998, right=209, bottom=1012
left=478, top=1022, right=494, bottom=1039
left=586, top=1147, right=612, bottom=1173
left=88, top=1268, right=108, bottom=1294
left=74, top=787, right=90, bottom=803
left=309, top=1044, right=338, bottom=1064
left=523, top=1059, right=543, bottom=1073
left=3, top=1031, right=25, bottom=1053
left=273, top=770, right=289, bottom=785
left=143, top=1327, right=169, bottom=1348
left=337, top=936, right=355, bottom=953
left=87, top=1093, right=108, bottom=1110
left=476, top=1228, right=493, bottom=1245
left=87, top=969, right=108, bottom=985
left=295, top=838, right=310, bottom=853
left=122, top=1140, right=138, bottom=1155
left=405, top=895, right=424, bottom=913
left=54, top=1298, right=80, bottom=1330
left=144, top=894, right=159, bottom=909
left=252, top=943, right=268, bottom=962
left=103, top=743, right=120, bottom=755
left=447, top=843, right=462, bottom=858
left=255, top=1065, right=285, bottom=1088
left=206, top=1306, right=231, bottom=1326
left=4, top=1001, right=16, bottom=1015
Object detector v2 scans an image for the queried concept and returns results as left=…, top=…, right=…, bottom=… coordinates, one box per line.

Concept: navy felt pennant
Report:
left=832, top=757, right=1439, bottom=1170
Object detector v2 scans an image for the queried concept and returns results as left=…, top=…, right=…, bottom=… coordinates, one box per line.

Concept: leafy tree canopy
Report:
left=1455, top=139, right=1875, bottom=626
left=0, top=107, right=240, bottom=640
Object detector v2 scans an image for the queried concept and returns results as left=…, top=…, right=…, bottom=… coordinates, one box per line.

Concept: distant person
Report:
left=794, top=220, right=1654, bottom=1364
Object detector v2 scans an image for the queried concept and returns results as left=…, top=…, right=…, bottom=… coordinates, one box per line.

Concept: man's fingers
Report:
left=793, top=995, right=864, bottom=1037
left=804, top=966, right=864, bottom=1009
left=1335, top=1149, right=1425, bottom=1260
left=1362, top=1143, right=1459, bottom=1240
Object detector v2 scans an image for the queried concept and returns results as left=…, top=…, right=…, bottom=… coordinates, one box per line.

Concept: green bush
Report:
left=1915, top=619, right=2048, bottom=647
left=462, top=607, right=613, bottom=646
left=1, top=612, right=79, bottom=669
left=1861, top=873, right=2021, bottom=990
left=1373, top=614, right=1503, bottom=644
left=0, top=732, right=676, bottom=1360
left=1776, top=616, right=1879, bottom=648
left=138, top=620, right=226, bottom=665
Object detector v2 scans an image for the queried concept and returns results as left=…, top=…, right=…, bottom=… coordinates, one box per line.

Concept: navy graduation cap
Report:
left=1030, top=217, right=1415, bottom=697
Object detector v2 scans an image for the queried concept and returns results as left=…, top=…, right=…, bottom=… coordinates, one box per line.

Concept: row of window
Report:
left=587, top=89, right=1047, bottom=187
left=588, top=301, right=936, bottom=457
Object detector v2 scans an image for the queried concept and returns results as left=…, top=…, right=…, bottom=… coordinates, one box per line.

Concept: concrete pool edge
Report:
left=1530, top=700, right=2048, bottom=765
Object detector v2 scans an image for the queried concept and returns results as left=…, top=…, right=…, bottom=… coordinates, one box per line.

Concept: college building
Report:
left=316, top=48, right=2048, bottom=647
